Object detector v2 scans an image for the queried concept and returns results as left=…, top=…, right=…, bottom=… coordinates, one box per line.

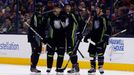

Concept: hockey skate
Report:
left=46, top=68, right=51, bottom=73
left=67, top=63, right=80, bottom=73
left=98, top=67, right=104, bottom=74
left=88, top=67, right=96, bottom=74
left=56, top=68, right=64, bottom=75
left=30, top=68, right=41, bottom=73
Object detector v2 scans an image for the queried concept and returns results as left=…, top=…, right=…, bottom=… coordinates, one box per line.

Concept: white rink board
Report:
left=105, top=37, right=134, bottom=64
left=0, top=34, right=134, bottom=64
left=0, top=34, right=31, bottom=58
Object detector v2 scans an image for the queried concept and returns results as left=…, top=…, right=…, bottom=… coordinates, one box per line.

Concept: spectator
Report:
left=112, top=8, right=118, bottom=21
left=105, top=8, right=111, bottom=19
left=0, top=17, right=15, bottom=33
left=0, top=10, right=4, bottom=27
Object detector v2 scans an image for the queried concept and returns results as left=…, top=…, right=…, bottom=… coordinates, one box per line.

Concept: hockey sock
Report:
left=47, top=54, right=54, bottom=68
left=98, top=56, right=104, bottom=66
left=57, top=55, right=64, bottom=68
left=31, top=52, right=40, bottom=68
left=90, top=57, right=96, bottom=68
left=70, top=55, right=78, bottom=64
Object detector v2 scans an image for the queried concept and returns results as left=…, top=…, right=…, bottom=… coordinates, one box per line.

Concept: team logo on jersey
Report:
left=94, top=20, right=100, bottom=29
left=54, top=20, right=61, bottom=29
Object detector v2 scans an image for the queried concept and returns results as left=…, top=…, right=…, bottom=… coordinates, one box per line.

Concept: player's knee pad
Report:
left=98, top=56, right=104, bottom=66
left=89, top=54, right=96, bottom=61
left=98, top=53, right=104, bottom=59
left=67, top=51, right=73, bottom=56
left=90, top=54, right=95, bottom=57
left=98, top=56, right=104, bottom=59
left=58, top=55, right=64, bottom=58
left=98, top=55, right=104, bottom=61
left=69, top=53, right=77, bottom=58
left=98, top=52, right=104, bottom=56
left=32, top=51, right=41, bottom=55
left=47, top=54, right=54, bottom=58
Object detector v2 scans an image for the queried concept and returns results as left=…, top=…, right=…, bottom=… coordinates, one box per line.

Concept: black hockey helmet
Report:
left=97, top=3, right=105, bottom=9
left=96, top=4, right=106, bottom=12
left=35, top=2, right=43, bottom=7
left=35, top=2, right=43, bottom=11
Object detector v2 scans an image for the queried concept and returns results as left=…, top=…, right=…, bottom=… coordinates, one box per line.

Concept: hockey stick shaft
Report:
left=78, top=49, right=85, bottom=58
left=24, top=22, right=52, bottom=48
left=112, top=29, right=127, bottom=37
left=25, top=22, right=43, bottom=40
left=43, top=10, right=54, bottom=14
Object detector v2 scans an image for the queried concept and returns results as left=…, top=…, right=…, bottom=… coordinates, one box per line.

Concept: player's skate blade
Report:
left=30, top=68, right=41, bottom=73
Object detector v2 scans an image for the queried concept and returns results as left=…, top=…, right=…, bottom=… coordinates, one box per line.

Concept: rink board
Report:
left=0, top=34, right=134, bottom=71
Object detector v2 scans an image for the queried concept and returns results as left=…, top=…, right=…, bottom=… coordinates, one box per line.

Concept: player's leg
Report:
left=88, top=44, right=96, bottom=73
left=30, top=41, right=42, bottom=73
left=97, top=42, right=106, bottom=74
left=46, top=45, right=55, bottom=73
left=55, top=45, right=65, bottom=73
left=67, top=38, right=79, bottom=73
left=67, top=52, right=79, bottom=73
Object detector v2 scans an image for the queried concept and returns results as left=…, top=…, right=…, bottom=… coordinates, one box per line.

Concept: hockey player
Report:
left=62, top=4, right=82, bottom=73
left=84, top=4, right=112, bottom=74
left=45, top=5, right=65, bottom=73
left=28, top=2, right=45, bottom=73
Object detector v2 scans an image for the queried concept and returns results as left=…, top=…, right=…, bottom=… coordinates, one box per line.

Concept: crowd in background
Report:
left=0, top=0, right=134, bottom=37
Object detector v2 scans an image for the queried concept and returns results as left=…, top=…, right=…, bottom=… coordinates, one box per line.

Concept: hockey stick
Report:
left=42, top=10, right=54, bottom=14
left=112, top=29, right=127, bottom=37
left=24, top=22, right=52, bottom=48
left=62, top=16, right=93, bottom=71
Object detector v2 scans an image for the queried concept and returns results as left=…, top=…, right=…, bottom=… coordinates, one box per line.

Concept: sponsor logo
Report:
left=109, top=39, right=124, bottom=51
left=0, top=42, right=19, bottom=50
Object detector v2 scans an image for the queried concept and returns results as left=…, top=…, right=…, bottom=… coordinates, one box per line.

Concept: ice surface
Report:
left=0, top=64, right=134, bottom=75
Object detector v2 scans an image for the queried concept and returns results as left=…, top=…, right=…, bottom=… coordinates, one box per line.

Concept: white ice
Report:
left=0, top=64, right=134, bottom=75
